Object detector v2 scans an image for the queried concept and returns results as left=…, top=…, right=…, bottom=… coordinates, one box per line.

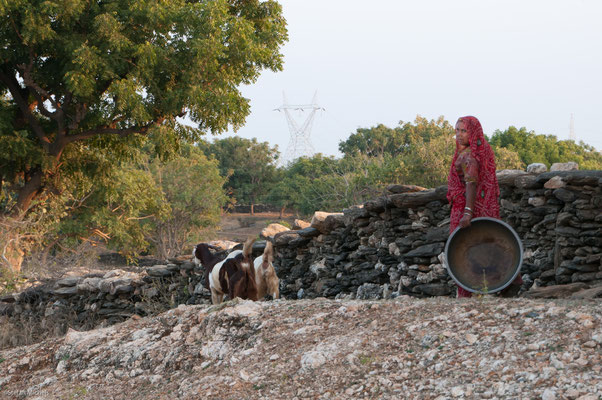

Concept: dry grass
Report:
left=0, top=306, right=93, bottom=350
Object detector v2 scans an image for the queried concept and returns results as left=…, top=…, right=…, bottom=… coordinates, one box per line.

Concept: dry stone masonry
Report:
left=274, top=168, right=602, bottom=300
left=1, top=167, right=600, bottom=338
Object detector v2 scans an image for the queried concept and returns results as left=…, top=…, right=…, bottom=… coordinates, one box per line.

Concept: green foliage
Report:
left=339, top=115, right=454, bottom=158
left=0, top=0, right=286, bottom=269
left=147, top=144, right=227, bottom=258
left=489, top=126, right=602, bottom=169
left=201, top=136, right=279, bottom=207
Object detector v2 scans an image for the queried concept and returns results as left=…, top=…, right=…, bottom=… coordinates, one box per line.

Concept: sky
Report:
left=218, top=0, right=602, bottom=160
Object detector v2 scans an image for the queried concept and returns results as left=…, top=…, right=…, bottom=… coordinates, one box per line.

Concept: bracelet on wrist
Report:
left=464, top=206, right=473, bottom=213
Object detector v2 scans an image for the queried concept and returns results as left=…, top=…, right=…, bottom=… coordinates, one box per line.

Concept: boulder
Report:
left=292, top=219, right=311, bottom=230
left=550, top=162, right=578, bottom=172
left=207, top=240, right=239, bottom=251
left=526, top=163, right=548, bottom=174
left=260, top=223, right=290, bottom=239
left=310, top=212, right=344, bottom=233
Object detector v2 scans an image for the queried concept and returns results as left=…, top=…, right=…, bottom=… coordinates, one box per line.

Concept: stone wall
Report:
left=1, top=169, right=600, bottom=339
left=273, top=170, right=602, bottom=300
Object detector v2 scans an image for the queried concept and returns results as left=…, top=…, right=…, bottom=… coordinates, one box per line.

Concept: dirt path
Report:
left=214, top=212, right=297, bottom=242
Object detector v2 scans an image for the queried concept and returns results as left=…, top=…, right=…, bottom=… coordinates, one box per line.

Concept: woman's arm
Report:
left=459, top=154, right=479, bottom=228
left=459, top=181, right=476, bottom=228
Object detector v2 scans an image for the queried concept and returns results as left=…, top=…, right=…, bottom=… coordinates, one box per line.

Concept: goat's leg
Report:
left=268, top=279, right=280, bottom=299
left=211, top=289, right=220, bottom=305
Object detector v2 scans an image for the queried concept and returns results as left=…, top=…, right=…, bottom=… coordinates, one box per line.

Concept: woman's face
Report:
left=455, top=120, right=469, bottom=147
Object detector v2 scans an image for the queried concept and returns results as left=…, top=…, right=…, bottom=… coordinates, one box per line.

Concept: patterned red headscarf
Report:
left=447, top=116, right=499, bottom=231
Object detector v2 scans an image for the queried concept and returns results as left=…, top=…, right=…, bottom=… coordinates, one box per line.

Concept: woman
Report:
left=446, top=116, right=521, bottom=298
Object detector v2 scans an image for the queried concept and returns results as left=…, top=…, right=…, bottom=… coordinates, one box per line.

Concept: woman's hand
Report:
left=459, top=213, right=472, bottom=228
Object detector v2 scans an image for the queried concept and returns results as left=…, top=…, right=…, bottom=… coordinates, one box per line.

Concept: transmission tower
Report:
left=569, top=113, right=575, bottom=141
left=274, top=91, right=324, bottom=165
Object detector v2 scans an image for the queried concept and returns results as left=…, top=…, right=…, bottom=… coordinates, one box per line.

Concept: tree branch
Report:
left=66, top=117, right=165, bottom=143
left=0, top=68, right=51, bottom=150
left=18, top=60, right=60, bottom=120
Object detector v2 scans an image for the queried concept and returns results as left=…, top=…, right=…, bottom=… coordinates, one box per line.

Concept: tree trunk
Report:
left=250, top=203, right=254, bottom=216
left=13, top=169, right=44, bottom=218
left=279, top=205, right=285, bottom=219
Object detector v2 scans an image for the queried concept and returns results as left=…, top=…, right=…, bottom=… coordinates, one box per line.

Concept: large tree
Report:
left=0, top=0, right=287, bottom=270
left=0, top=0, right=286, bottom=215
left=201, top=136, right=279, bottom=214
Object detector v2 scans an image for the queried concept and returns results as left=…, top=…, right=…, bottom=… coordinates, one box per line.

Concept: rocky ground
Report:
left=0, top=297, right=600, bottom=400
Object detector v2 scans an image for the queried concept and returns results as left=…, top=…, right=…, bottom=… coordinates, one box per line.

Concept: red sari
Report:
left=447, top=116, right=502, bottom=298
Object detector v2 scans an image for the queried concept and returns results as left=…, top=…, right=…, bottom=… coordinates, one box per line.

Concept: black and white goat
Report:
left=208, top=238, right=258, bottom=304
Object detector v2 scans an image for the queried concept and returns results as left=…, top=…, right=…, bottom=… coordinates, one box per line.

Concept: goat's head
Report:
left=193, top=243, right=221, bottom=265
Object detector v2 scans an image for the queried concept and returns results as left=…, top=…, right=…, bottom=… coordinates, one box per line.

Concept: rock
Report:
left=544, top=176, right=566, bottom=189
left=356, top=283, right=383, bottom=300
left=300, top=351, right=327, bottom=370
left=514, top=174, right=539, bottom=189
left=496, top=170, right=529, bottom=187
left=146, top=265, right=176, bottom=277
left=51, top=287, right=79, bottom=296
left=542, top=389, right=557, bottom=400
left=296, top=227, right=320, bottom=238
left=55, top=277, right=82, bottom=288
left=523, top=282, right=588, bottom=298
left=310, top=259, right=327, bottom=276
left=273, top=230, right=299, bottom=246
left=207, top=240, right=239, bottom=250
left=386, top=184, right=427, bottom=194
left=260, top=223, right=290, bottom=239
left=310, top=211, right=344, bottom=233
left=292, top=219, right=311, bottom=230
left=527, top=163, right=547, bottom=174
left=571, top=286, right=602, bottom=299
left=389, top=186, right=448, bottom=208
left=553, top=188, right=575, bottom=202
left=528, top=197, right=545, bottom=207
left=550, top=162, right=578, bottom=171
left=404, top=243, right=444, bottom=258
left=77, top=277, right=102, bottom=292
left=415, top=283, right=451, bottom=296
left=465, top=333, right=478, bottom=344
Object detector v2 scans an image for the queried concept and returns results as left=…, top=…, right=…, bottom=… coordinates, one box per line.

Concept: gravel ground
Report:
left=0, top=296, right=600, bottom=400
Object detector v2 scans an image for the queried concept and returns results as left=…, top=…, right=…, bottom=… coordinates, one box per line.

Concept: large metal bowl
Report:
left=444, top=217, right=523, bottom=294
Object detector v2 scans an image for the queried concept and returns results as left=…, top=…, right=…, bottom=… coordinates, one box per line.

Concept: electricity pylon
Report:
left=274, top=91, right=324, bottom=165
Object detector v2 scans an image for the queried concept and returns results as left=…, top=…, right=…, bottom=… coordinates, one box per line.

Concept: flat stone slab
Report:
left=522, top=282, right=588, bottom=298
left=571, top=286, right=602, bottom=299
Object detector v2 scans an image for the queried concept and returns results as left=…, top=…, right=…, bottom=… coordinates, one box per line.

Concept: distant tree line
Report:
left=202, top=115, right=602, bottom=216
